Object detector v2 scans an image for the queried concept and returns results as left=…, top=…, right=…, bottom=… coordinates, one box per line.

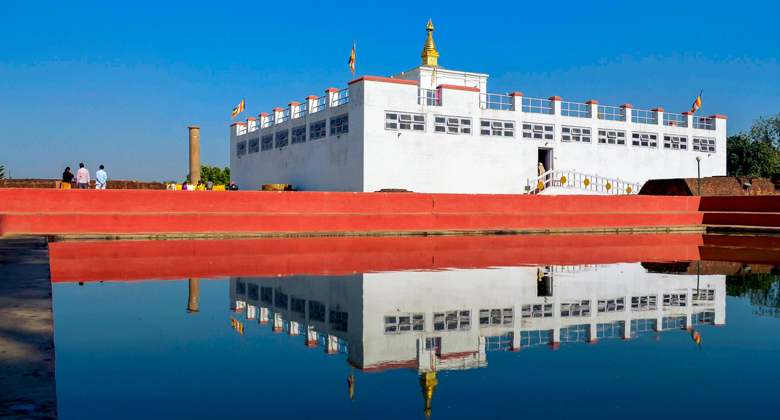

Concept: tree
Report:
left=184, top=166, right=230, bottom=185
left=0, top=165, right=5, bottom=180
left=727, top=133, right=780, bottom=177
left=749, top=113, right=780, bottom=150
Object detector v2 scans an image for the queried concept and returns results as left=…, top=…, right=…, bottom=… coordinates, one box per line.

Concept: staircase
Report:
left=527, top=170, right=643, bottom=196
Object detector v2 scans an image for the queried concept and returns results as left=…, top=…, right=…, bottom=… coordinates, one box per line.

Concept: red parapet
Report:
left=586, top=100, right=599, bottom=105
left=348, top=76, right=419, bottom=86
left=548, top=96, right=562, bottom=101
left=437, top=84, right=479, bottom=92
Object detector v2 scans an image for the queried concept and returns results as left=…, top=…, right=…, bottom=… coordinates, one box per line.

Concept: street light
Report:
left=696, top=156, right=701, bottom=196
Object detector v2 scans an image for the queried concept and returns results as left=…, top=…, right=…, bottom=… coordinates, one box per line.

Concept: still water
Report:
left=50, top=235, right=780, bottom=420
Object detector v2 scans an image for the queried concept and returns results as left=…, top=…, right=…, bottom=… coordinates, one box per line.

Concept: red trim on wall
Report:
left=305, top=340, right=318, bottom=347
left=348, top=76, right=420, bottom=86
left=272, top=107, right=283, bottom=112
left=508, top=92, right=523, bottom=97
left=709, top=114, right=727, bottom=119
left=288, top=101, right=300, bottom=106
left=305, top=95, right=319, bottom=100
left=437, top=84, right=479, bottom=92
left=652, top=108, right=664, bottom=112
left=548, top=96, right=562, bottom=101
left=586, top=100, right=599, bottom=105
left=325, top=88, right=340, bottom=93
left=620, top=104, right=633, bottom=109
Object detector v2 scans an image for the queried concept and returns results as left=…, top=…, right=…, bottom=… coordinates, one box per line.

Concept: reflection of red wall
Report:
left=48, top=234, right=706, bottom=283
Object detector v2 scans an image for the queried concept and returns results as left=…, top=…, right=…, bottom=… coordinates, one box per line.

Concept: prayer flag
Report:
left=231, top=98, right=245, bottom=120
left=691, top=91, right=702, bottom=113
left=348, top=40, right=356, bottom=73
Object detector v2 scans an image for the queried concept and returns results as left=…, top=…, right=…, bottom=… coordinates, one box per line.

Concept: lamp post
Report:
left=696, top=156, right=701, bottom=196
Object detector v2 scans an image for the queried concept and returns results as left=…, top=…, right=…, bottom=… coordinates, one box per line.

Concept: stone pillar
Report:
left=652, top=107, right=664, bottom=126
left=188, top=126, right=201, bottom=185
left=272, top=107, right=284, bottom=125
left=548, top=96, right=562, bottom=115
left=620, top=104, right=633, bottom=122
left=509, top=92, right=523, bottom=112
left=682, top=111, right=693, bottom=128
left=586, top=100, right=599, bottom=120
left=187, top=278, right=200, bottom=314
left=288, top=102, right=300, bottom=120
left=259, top=113, right=270, bottom=128
left=325, top=88, right=340, bottom=108
left=306, top=95, right=319, bottom=114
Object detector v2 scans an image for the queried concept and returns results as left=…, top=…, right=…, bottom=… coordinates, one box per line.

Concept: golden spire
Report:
left=421, top=19, right=439, bottom=66
left=420, top=372, right=438, bottom=420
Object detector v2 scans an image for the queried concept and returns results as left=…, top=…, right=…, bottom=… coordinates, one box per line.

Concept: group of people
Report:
left=62, top=163, right=108, bottom=189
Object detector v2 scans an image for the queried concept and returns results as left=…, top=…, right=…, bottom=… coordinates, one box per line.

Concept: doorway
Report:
left=537, top=148, right=552, bottom=175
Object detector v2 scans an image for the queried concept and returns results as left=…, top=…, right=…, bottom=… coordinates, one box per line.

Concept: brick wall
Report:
left=640, top=176, right=780, bottom=196
left=0, top=179, right=166, bottom=190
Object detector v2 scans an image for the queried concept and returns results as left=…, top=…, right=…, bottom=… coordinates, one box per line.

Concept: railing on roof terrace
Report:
left=692, top=116, right=714, bottom=130
left=311, top=96, right=327, bottom=113
left=596, top=105, right=623, bottom=121
left=527, top=170, right=643, bottom=196
left=521, top=97, right=552, bottom=114
left=664, top=112, right=687, bottom=127
left=332, top=88, right=349, bottom=107
left=560, top=101, right=588, bottom=118
left=281, top=109, right=290, bottom=123
left=480, top=93, right=512, bottom=111
left=237, top=125, right=247, bottom=135
left=264, top=118, right=274, bottom=128
left=294, top=102, right=308, bottom=119
left=631, top=109, right=655, bottom=124
left=418, top=88, right=441, bottom=106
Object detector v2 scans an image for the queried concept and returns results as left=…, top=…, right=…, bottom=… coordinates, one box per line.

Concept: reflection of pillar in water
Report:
left=187, top=278, right=200, bottom=314
left=420, top=371, right=437, bottom=420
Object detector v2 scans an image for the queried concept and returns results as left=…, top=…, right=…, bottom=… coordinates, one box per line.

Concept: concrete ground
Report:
left=0, top=236, right=57, bottom=419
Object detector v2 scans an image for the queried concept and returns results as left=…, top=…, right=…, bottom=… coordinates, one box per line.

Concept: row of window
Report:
left=381, top=113, right=716, bottom=152
left=519, top=292, right=712, bottom=318
left=236, top=114, right=348, bottom=156
left=244, top=284, right=348, bottom=330
left=384, top=308, right=514, bottom=333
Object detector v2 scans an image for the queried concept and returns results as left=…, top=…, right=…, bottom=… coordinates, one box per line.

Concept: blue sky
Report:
left=1, top=0, right=778, bottom=182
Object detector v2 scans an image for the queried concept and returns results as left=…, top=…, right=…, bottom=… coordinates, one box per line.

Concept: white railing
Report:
left=521, top=97, right=552, bottom=114
left=418, top=88, right=441, bottom=106
left=237, top=125, right=247, bottom=135
left=526, top=170, right=643, bottom=195
left=631, top=109, right=655, bottom=124
left=294, top=102, right=308, bottom=119
left=664, top=112, right=687, bottom=127
left=281, top=109, right=290, bottom=123
left=692, top=116, right=714, bottom=130
left=596, top=105, right=623, bottom=121
left=311, top=96, right=327, bottom=113
left=560, top=101, right=588, bottom=118
left=263, top=118, right=274, bottom=128
left=480, top=93, right=512, bottom=110
left=332, top=88, right=349, bottom=106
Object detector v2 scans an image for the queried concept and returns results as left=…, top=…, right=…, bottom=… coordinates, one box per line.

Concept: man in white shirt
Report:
left=95, top=165, right=108, bottom=190
left=76, top=163, right=90, bottom=189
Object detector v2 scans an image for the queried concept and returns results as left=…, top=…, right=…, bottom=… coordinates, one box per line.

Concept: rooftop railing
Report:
left=692, top=116, right=714, bottom=130
left=560, top=101, right=588, bottom=118
left=631, top=109, right=655, bottom=124
left=522, top=97, right=552, bottom=115
left=480, top=93, right=512, bottom=111
left=663, top=112, right=687, bottom=127
left=418, top=88, right=441, bottom=106
left=332, top=88, right=349, bottom=107
left=311, top=96, right=327, bottom=113
left=596, top=105, right=623, bottom=121
left=281, top=109, right=290, bottom=123
left=294, top=102, right=308, bottom=119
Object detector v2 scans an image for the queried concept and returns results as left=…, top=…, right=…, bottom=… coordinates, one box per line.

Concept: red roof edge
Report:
left=652, top=107, right=665, bottom=112
left=709, top=114, right=727, bottom=119
left=508, top=91, right=523, bottom=97
left=437, top=84, right=479, bottom=92
left=620, top=104, right=633, bottom=109
left=548, top=96, right=562, bottom=101
left=585, top=100, right=599, bottom=105
left=348, top=75, right=419, bottom=86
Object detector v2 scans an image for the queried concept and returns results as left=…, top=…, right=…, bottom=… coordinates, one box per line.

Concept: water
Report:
left=49, top=235, right=780, bottom=420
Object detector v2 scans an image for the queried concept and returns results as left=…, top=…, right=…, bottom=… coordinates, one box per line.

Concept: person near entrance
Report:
left=538, top=161, right=546, bottom=176
left=61, top=167, right=74, bottom=189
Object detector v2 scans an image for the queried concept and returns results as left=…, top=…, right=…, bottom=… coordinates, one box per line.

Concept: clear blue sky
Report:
left=1, top=0, right=778, bottom=182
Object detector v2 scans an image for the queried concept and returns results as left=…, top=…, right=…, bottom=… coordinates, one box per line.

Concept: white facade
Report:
left=230, top=28, right=727, bottom=193
left=229, top=263, right=726, bottom=373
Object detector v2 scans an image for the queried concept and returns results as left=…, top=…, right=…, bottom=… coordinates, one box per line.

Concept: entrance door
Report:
left=537, top=148, right=552, bottom=175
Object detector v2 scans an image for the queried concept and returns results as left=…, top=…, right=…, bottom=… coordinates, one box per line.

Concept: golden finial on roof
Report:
left=420, top=371, right=438, bottom=420
left=421, top=19, right=439, bottom=67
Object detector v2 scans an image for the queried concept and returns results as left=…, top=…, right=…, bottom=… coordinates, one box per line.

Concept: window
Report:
left=433, top=310, right=470, bottom=331
left=261, top=135, right=273, bottom=151
left=480, top=120, right=515, bottom=137
left=274, top=289, right=288, bottom=308
left=562, top=126, right=591, bottom=142
left=310, top=120, right=327, bottom=140
left=663, top=294, right=687, bottom=307
left=384, top=313, right=424, bottom=333
left=598, top=130, right=626, bottom=145
left=235, top=281, right=246, bottom=295
left=329, top=309, right=348, bottom=332
left=631, top=295, right=658, bottom=311
left=631, top=132, right=658, bottom=148
left=260, top=287, right=272, bottom=304
left=479, top=308, right=514, bottom=326
left=693, top=289, right=715, bottom=302
left=522, top=123, right=554, bottom=140
left=663, top=135, right=688, bottom=150
left=434, top=116, right=471, bottom=134
left=275, top=130, right=289, bottom=148
left=385, top=112, right=425, bottom=131
left=693, top=138, right=716, bottom=152
left=248, top=138, right=259, bottom=153
left=291, top=297, right=306, bottom=315
left=597, top=298, right=625, bottom=313
left=521, top=304, right=553, bottom=318
left=309, top=301, right=326, bottom=322
left=291, top=126, right=306, bottom=144
left=236, top=141, right=247, bottom=156
left=561, top=300, right=591, bottom=317
left=330, top=114, right=349, bottom=135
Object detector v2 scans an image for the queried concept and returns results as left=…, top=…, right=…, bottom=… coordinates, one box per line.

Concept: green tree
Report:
left=749, top=113, right=780, bottom=150
left=727, top=133, right=780, bottom=177
left=0, top=165, right=5, bottom=180
left=185, top=166, right=230, bottom=185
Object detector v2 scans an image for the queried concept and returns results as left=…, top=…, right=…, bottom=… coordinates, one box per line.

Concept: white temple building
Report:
left=230, top=20, right=727, bottom=194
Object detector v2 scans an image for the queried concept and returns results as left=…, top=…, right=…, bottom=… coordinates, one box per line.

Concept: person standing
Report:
left=61, top=167, right=74, bottom=189
left=76, top=163, right=90, bottom=189
left=95, top=165, right=108, bottom=190
left=229, top=181, right=239, bottom=191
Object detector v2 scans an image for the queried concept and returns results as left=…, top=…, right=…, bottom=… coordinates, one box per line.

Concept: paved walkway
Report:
left=0, top=236, right=57, bottom=419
